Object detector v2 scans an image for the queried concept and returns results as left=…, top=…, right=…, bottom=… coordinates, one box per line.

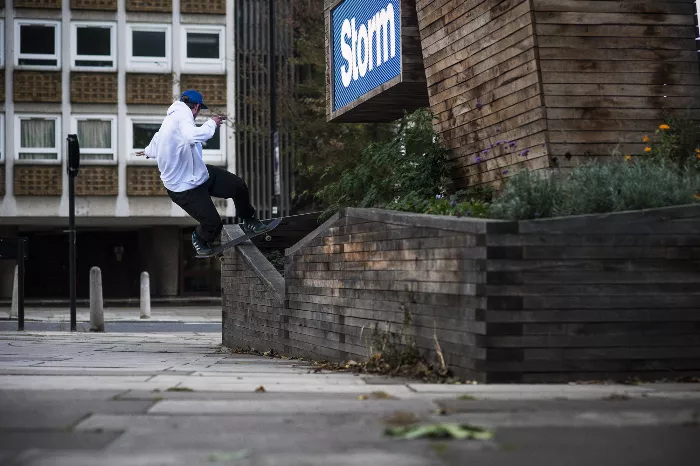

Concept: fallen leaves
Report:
left=255, top=386, right=266, bottom=393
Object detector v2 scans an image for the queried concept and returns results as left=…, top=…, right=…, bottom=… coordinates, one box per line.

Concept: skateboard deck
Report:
left=196, top=217, right=282, bottom=259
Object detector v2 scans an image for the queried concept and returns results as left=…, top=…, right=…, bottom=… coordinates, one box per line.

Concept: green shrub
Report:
left=387, top=191, right=490, bottom=218
left=316, top=108, right=452, bottom=218
left=490, top=156, right=700, bottom=221
left=643, top=117, right=700, bottom=170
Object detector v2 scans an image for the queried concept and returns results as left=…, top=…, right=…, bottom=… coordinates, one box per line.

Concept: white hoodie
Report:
left=144, top=101, right=218, bottom=192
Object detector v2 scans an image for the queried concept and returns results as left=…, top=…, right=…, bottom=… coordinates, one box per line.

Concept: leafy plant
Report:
left=316, top=108, right=452, bottom=219
left=387, top=191, right=490, bottom=218
left=490, top=156, right=700, bottom=221
left=642, top=117, right=700, bottom=170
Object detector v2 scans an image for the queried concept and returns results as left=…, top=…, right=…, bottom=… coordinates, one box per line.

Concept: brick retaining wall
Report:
left=222, top=205, right=700, bottom=382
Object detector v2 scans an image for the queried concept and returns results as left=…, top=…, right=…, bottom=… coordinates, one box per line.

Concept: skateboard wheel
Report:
left=217, top=255, right=225, bottom=263
left=264, top=235, right=272, bottom=242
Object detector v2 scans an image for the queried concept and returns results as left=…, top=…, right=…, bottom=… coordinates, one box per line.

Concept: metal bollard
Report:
left=89, top=266, right=104, bottom=332
left=9, top=265, right=18, bottom=319
left=140, top=272, right=151, bottom=319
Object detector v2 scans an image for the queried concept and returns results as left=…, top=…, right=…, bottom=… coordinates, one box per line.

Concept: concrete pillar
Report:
left=140, top=272, right=151, bottom=319
left=89, top=267, right=104, bottom=332
left=9, top=265, right=18, bottom=319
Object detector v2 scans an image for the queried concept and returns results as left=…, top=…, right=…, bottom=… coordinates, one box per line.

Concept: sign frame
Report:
left=325, top=0, right=429, bottom=123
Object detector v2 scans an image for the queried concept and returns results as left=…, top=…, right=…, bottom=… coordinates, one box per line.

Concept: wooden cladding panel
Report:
left=126, top=166, right=167, bottom=196
left=71, top=73, right=118, bottom=103
left=126, top=74, right=173, bottom=105
left=417, top=0, right=549, bottom=189
left=532, top=0, right=700, bottom=168
left=14, top=166, right=62, bottom=196
left=14, top=71, right=62, bottom=103
left=180, top=74, right=226, bottom=107
left=75, top=166, right=119, bottom=196
left=70, top=0, right=118, bottom=9
left=181, top=0, right=225, bottom=14
left=326, top=0, right=429, bottom=122
left=125, top=0, right=171, bottom=12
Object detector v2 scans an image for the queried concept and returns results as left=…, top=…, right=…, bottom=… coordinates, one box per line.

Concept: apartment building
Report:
left=0, top=0, right=293, bottom=300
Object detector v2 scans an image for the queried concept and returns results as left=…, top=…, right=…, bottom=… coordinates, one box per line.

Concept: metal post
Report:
left=270, top=0, right=280, bottom=217
left=67, top=134, right=80, bottom=332
left=17, top=240, right=25, bottom=331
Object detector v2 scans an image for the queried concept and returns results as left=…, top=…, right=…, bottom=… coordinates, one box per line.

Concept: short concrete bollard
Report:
left=89, top=266, right=105, bottom=332
left=9, top=265, right=18, bottom=319
left=140, top=272, right=151, bottom=319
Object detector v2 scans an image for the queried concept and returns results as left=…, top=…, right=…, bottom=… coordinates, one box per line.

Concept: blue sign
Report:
left=332, top=0, right=401, bottom=112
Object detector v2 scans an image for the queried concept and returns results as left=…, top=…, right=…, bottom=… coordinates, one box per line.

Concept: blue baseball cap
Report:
left=181, top=90, right=208, bottom=109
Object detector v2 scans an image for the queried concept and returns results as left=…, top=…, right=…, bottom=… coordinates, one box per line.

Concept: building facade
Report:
left=0, top=0, right=292, bottom=300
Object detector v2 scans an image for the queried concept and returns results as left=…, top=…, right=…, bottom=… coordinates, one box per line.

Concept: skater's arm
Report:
left=142, top=131, right=160, bottom=159
left=180, top=118, right=217, bottom=145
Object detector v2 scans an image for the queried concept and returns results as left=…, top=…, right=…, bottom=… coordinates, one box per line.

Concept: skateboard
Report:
left=196, top=217, right=282, bottom=260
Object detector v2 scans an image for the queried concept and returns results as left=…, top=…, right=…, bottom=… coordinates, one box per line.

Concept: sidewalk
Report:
left=0, top=306, right=222, bottom=323
left=0, top=331, right=697, bottom=465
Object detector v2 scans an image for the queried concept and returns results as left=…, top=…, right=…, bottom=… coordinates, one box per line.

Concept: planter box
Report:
left=222, top=205, right=700, bottom=382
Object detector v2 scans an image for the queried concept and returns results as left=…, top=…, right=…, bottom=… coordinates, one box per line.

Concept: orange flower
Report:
left=642, top=136, right=649, bottom=143
left=644, top=147, right=652, bottom=153
left=624, top=155, right=632, bottom=161
left=659, top=124, right=670, bottom=130
left=695, top=193, right=700, bottom=200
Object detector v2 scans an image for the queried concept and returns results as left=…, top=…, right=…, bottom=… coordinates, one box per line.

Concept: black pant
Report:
left=167, top=165, right=256, bottom=243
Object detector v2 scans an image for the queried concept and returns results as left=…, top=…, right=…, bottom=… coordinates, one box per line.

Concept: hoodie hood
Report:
left=167, top=101, right=194, bottom=120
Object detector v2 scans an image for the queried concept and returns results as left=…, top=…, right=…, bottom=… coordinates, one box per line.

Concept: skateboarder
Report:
left=136, top=90, right=267, bottom=256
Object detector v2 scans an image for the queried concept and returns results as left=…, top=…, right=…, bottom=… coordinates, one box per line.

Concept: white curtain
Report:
left=19, top=118, right=56, bottom=160
left=78, top=119, right=113, bottom=161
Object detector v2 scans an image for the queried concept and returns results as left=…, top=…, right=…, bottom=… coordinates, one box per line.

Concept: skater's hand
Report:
left=212, top=115, right=226, bottom=127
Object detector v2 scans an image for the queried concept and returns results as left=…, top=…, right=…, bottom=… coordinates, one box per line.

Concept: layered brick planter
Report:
left=222, top=205, right=700, bottom=383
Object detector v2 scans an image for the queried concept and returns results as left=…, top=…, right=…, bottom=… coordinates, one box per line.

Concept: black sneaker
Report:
left=241, top=217, right=267, bottom=235
left=191, top=231, right=212, bottom=256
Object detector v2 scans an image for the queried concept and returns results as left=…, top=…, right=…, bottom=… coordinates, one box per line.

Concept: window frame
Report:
left=0, top=20, right=5, bottom=68
left=70, top=115, right=117, bottom=165
left=195, top=117, right=226, bottom=165
left=126, top=23, right=172, bottom=73
left=14, top=20, right=61, bottom=71
left=0, top=114, right=4, bottom=163
left=127, top=116, right=162, bottom=164
left=14, top=114, right=62, bottom=164
left=70, top=21, right=117, bottom=72
left=180, top=25, right=225, bottom=74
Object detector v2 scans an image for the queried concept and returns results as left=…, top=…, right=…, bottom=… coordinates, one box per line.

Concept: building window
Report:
left=71, top=22, right=117, bottom=71
left=127, top=24, right=171, bottom=72
left=15, top=115, right=61, bottom=162
left=181, top=26, right=225, bottom=74
left=15, top=20, right=61, bottom=70
left=128, top=117, right=161, bottom=161
left=72, top=116, right=117, bottom=163
left=196, top=118, right=226, bottom=164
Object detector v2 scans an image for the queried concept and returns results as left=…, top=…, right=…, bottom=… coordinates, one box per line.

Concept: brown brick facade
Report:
left=181, top=0, right=225, bottom=15
left=180, top=74, right=226, bottom=106
left=70, top=0, right=118, bottom=10
left=70, top=73, right=118, bottom=104
left=125, top=0, right=171, bottom=13
left=126, top=74, right=173, bottom=105
left=75, top=166, right=118, bottom=196
left=14, top=71, right=62, bottom=103
left=15, top=0, right=61, bottom=8
left=14, top=166, right=63, bottom=196
left=126, top=166, right=167, bottom=196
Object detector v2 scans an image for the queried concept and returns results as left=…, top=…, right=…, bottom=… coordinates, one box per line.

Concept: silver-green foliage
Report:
left=490, top=157, right=700, bottom=221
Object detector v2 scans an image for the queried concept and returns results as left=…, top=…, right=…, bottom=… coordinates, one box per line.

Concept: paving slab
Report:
left=0, top=431, right=122, bottom=452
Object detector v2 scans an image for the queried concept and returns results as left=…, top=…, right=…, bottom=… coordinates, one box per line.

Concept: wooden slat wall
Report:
left=533, top=0, right=700, bottom=168
left=416, top=0, right=549, bottom=189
